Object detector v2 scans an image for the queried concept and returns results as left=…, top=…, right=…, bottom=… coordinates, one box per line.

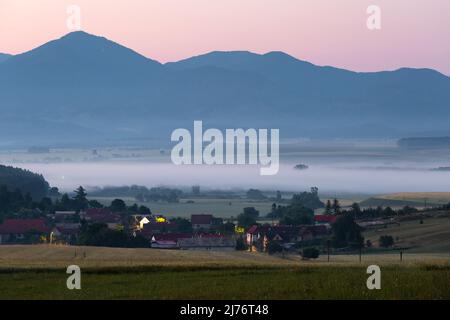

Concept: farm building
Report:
left=246, top=224, right=329, bottom=252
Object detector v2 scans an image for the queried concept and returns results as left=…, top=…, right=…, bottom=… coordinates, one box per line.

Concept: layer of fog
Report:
left=16, top=162, right=450, bottom=194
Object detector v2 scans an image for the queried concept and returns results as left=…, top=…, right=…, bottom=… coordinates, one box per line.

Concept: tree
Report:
left=246, top=189, right=266, bottom=200
left=325, top=200, right=332, bottom=215
left=267, top=241, right=283, bottom=255
left=236, top=236, right=248, bottom=251
left=331, top=213, right=364, bottom=248
left=351, top=202, right=361, bottom=216
left=332, top=198, right=341, bottom=215
left=59, top=193, right=72, bottom=210
left=78, top=223, right=149, bottom=248
left=73, top=186, right=88, bottom=211
left=88, top=199, right=104, bottom=208
left=237, top=212, right=257, bottom=229
left=276, top=191, right=282, bottom=202
left=243, top=207, right=259, bottom=218
left=302, top=247, right=320, bottom=259
left=279, top=205, right=314, bottom=225
left=379, top=235, right=394, bottom=248
left=110, top=199, right=126, bottom=213
left=170, top=217, right=193, bottom=233
left=291, top=188, right=324, bottom=210
left=138, top=205, right=152, bottom=215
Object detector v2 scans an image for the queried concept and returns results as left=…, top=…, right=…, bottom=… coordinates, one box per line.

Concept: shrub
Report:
left=302, top=247, right=320, bottom=259
left=267, top=241, right=283, bottom=255
left=379, top=235, right=394, bottom=248
left=235, top=237, right=248, bottom=251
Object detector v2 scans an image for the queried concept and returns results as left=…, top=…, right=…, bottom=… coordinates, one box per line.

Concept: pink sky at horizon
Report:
left=0, top=0, right=449, bottom=75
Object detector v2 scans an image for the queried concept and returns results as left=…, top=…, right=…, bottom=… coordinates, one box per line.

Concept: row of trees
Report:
left=325, top=200, right=421, bottom=219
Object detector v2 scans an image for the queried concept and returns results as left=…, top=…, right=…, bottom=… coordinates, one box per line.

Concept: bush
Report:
left=235, top=237, right=248, bottom=251
left=267, top=241, right=283, bottom=255
left=302, top=247, right=320, bottom=259
left=379, top=235, right=394, bottom=248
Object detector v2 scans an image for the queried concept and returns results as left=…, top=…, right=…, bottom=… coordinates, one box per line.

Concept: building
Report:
left=178, top=234, right=236, bottom=251
left=151, top=233, right=192, bottom=249
left=53, top=211, right=78, bottom=223
left=314, top=214, right=337, bottom=225
left=191, top=214, right=213, bottom=230
left=0, top=219, right=50, bottom=244
left=84, top=208, right=121, bottom=229
left=51, top=225, right=80, bottom=244
left=151, top=233, right=236, bottom=250
left=246, top=224, right=330, bottom=252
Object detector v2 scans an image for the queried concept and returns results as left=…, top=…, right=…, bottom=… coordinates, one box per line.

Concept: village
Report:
left=0, top=207, right=335, bottom=253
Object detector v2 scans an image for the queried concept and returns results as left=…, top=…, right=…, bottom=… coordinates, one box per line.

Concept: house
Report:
left=191, top=214, right=213, bottom=230
left=53, top=211, right=78, bottom=222
left=178, top=234, right=236, bottom=251
left=246, top=224, right=330, bottom=252
left=138, top=216, right=151, bottom=230
left=51, top=225, right=80, bottom=244
left=0, top=219, right=50, bottom=244
left=150, top=233, right=236, bottom=250
left=151, top=233, right=192, bottom=249
left=84, top=208, right=121, bottom=229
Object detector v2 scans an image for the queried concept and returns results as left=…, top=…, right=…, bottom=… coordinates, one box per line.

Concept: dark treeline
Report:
left=0, top=165, right=57, bottom=199
left=89, top=185, right=182, bottom=203
left=0, top=185, right=154, bottom=222
left=325, top=200, right=422, bottom=219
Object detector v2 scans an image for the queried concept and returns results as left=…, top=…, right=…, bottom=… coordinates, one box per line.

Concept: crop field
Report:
left=0, top=246, right=449, bottom=299
left=363, top=192, right=450, bottom=207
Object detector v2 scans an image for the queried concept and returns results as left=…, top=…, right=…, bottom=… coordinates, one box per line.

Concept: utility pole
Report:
left=359, top=241, right=362, bottom=263
left=327, top=239, right=331, bottom=262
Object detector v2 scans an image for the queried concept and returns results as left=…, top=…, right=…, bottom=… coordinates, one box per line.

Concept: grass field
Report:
left=363, top=216, right=450, bottom=253
left=1, top=265, right=450, bottom=300
left=0, top=245, right=449, bottom=299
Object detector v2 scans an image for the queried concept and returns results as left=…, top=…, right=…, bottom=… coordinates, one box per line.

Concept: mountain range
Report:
left=1, top=31, right=449, bottom=148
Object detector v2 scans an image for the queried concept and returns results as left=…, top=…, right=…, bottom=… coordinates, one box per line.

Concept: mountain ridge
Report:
left=0, top=31, right=449, bottom=148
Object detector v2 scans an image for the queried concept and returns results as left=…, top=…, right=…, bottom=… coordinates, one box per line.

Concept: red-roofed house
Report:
left=84, top=208, right=121, bottom=229
left=151, top=233, right=192, bottom=249
left=150, top=233, right=236, bottom=250
left=314, top=215, right=337, bottom=225
left=0, top=219, right=50, bottom=244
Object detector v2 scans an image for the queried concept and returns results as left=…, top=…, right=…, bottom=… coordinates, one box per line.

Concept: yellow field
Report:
left=0, top=245, right=449, bottom=269
left=379, top=192, right=450, bottom=205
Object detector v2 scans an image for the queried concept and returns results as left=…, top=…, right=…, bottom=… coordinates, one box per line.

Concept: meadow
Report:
left=0, top=245, right=449, bottom=299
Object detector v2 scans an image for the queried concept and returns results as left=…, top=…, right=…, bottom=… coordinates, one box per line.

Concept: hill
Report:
left=364, top=216, right=450, bottom=253
left=361, top=192, right=450, bottom=207
left=1, top=31, right=450, bottom=147
left=0, top=165, right=50, bottom=199
left=398, top=137, right=450, bottom=149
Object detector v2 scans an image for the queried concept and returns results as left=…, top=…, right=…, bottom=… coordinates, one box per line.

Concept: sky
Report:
left=0, top=0, right=449, bottom=75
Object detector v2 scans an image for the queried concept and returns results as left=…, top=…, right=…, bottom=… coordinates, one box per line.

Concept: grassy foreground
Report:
left=0, top=245, right=449, bottom=299
left=1, top=265, right=449, bottom=300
